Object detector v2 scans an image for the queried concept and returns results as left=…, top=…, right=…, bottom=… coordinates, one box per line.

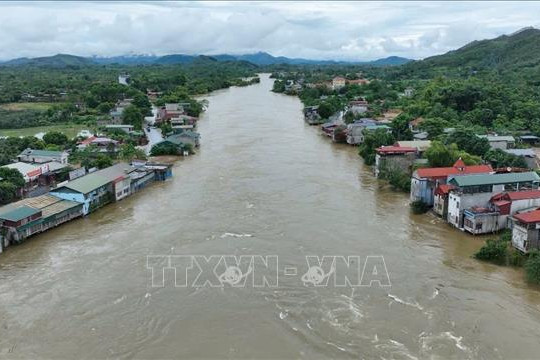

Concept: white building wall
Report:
left=448, top=192, right=496, bottom=228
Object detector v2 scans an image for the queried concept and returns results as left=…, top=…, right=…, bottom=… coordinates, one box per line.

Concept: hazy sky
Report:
left=0, top=1, right=539, bottom=61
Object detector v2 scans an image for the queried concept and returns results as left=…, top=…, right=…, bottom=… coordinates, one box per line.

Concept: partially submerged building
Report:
left=511, top=210, right=540, bottom=254
left=447, top=172, right=540, bottom=229
left=0, top=194, right=83, bottom=252
left=410, top=159, right=493, bottom=206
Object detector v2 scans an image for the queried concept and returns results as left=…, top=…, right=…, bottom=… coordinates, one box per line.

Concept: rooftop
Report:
left=415, top=159, right=493, bottom=179
left=53, top=163, right=131, bottom=194
left=492, top=190, right=540, bottom=201
left=449, top=171, right=540, bottom=187
left=0, top=205, right=40, bottom=222
left=376, top=146, right=417, bottom=154
left=2, top=162, right=40, bottom=176
left=477, top=135, right=515, bottom=142
left=19, top=148, right=66, bottom=157
left=503, top=149, right=536, bottom=157
left=396, top=140, right=432, bottom=151
left=513, top=209, right=540, bottom=224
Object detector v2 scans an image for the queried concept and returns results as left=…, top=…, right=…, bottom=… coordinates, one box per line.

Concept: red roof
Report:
left=514, top=209, right=540, bottom=223
left=492, top=200, right=511, bottom=215
left=79, top=136, right=96, bottom=145
left=376, top=146, right=417, bottom=154
left=434, top=184, right=455, bottom=196
left=416, top=159, right=492, bottom=180
left=491, top=190, right=540, bottom=202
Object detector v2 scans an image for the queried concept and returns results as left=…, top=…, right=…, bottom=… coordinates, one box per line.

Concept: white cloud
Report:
left=0, top=1, right=539, bottom=61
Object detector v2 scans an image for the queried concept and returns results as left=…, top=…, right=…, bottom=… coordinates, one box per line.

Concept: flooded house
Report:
left=50, top=163, right=133, bottom=215
left=433, top=184, right=455, bottom=218
left=511, top=209, right=540, bottom=254
left=348, top=99, right=368, bottom=115
left=0, top=194, right=83, bottom=252
left=303, top=106, right=322, bottom=125
left=447, top=172, right=540, bottom=229
left=345, top=118, right=377, bottom=145
left=156, top=103, right=185, bottom=124
left=374, top=146, right=418, bottom=178
left=410, top=159, right=493, bottom=206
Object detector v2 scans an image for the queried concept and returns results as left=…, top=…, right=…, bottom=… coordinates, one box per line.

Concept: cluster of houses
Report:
left=371, top=134, right=540, bottom=253
left=406, top=156, right=540, bottom=253
left=2, top=148, right=72, bottom=197
left=0, top=161, right=172, bottom=254
left=156, top=103, right=199, bottom=132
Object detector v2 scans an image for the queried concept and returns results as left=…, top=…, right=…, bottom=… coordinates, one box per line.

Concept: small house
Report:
left=375, top=146, right=417, bottom=178
left=18, top=148, right=69, bottom=164
left=433, top=184, right=455, bottom=218
left=511, top=209, right=540, bottom=253
left=477, top=135, right=515, bottom=150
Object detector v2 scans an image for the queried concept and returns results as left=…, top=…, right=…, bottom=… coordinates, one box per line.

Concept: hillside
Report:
left=403, top=27, right=540, bottom=76
left=2, top=54, right=95, bottom=67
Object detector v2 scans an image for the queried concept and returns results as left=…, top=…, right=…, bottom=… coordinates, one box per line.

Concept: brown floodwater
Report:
left=1, top=74, right=540, bottom=359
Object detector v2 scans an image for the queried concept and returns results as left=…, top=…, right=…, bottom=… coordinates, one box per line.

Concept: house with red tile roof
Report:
left=511, top=209, right=540, bottom=253
left=410, top=159, right=493, bottom=206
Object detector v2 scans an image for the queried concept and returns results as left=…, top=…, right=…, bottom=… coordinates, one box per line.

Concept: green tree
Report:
left=119, top=143, right=147, bottom=162
left=391, top=114, right=413, bottom=141
left=94, top=154, right=113, bottom=169
left=446, top=129, right=490, bottom=157
left=419, top=117, right=447, bottom=139
left=0, top=167, right=25, bottom=189
left=484, top=149, right=528, bottom=168
left=424, top=141, right=454, bottom=167
left=43, top=131, right=69, bottom=147
left=358, top=129, right=395, bottom=165
left=122, top=105, right=144, bottom=130
left=150, top=142, right=180, bottom=156
left=0, top=182, right=18, bottom=205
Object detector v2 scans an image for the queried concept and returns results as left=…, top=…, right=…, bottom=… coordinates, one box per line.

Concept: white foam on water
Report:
left=388, top=294, right=424, bottom=311
left=220, top=233, right=253, bottom=238
left=113, top=295, right=126, bottom=305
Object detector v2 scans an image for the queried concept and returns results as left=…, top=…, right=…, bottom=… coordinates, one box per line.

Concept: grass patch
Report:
left=0, top=102, right=59, bottom=111
left=0, top=124, right=90, bottom=139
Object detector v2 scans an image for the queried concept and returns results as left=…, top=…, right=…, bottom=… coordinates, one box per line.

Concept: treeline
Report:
left=0, top=59, right=258, bottom=129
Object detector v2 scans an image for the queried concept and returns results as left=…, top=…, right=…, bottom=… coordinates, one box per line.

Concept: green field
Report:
left=0, top=102, right=60, bottom=111
left=0, top=124, right=91, bottom=138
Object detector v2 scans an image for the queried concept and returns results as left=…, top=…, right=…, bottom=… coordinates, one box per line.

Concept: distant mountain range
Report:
left=404, top=27, right=540, bottom=73
left=0, top=51, right=412, bottom=67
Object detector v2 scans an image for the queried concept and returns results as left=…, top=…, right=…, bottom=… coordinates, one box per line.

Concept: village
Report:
left=293, top=75, right=540, bottom=256
left=0, top=74, right=204, bottom=254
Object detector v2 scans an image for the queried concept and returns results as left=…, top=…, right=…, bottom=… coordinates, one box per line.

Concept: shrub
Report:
left=410, top=200, right=430, bottom=214
left=525, top=251, right=540, bottom=284
left=474, top=239, right=508, bottom=265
